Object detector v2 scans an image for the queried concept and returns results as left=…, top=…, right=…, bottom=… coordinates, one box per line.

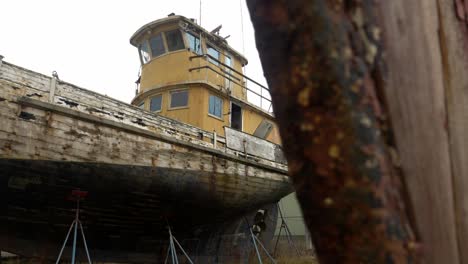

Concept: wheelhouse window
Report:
left=138, top=101, right=145, bottom=109
left=207, top=45, right=220, bottom=65
left=150, top=95, right=162, bottom=112
left=209, top=95, right=223, bottom=118
left=224, top=54, right=233, bottom=90
left=170, top=90, right=189, bottom=108
left=139, top=42, right=151, bottom=64
left=165, top=30, right=185, bottom=52
left=150, top=33, right=166, bottom=58
left=186, top=32, right=202, bottom=54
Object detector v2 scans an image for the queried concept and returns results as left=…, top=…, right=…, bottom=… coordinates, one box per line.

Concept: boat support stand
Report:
left=245, top=217, right=277, bottom=264
left=273, top=203, right=301, bottom=257
left=55, top=190, right=92, bottom=264
left=164, top=225, right=194, bottom=264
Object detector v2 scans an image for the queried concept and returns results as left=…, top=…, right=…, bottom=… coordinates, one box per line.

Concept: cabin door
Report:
left=230, top=103, right=242, bottom=131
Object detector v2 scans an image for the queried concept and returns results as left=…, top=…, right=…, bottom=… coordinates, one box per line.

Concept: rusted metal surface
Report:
left=247, top=0, right=419, bottom=263
left=0, top=60, right=292, bottom=261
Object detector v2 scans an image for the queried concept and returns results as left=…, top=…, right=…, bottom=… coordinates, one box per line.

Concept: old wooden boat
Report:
left=0, top=15, right=291, bottom=262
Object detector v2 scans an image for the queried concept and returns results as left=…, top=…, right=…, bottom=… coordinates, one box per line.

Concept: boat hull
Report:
left=0, top=61, right=291, bottom=261
left=0, top=159, right=282, bottom=262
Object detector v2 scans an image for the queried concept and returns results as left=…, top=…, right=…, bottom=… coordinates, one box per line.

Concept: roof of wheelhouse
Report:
left=129, top=15, right=248, bottom=66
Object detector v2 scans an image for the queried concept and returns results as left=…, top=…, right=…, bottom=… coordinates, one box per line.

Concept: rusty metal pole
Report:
left=246, top=0, right=420, bottom=263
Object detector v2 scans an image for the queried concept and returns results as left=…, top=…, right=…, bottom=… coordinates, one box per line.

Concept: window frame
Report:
left=168, top=89, right=190, bottom=110
left=164, top=29, right=186, bottom=52
left=224, top=54, right=234, bottom=90
left=208, top=94, right=224, bottom=120
left=149, top=94, right=163, bottom=113
left=185, top=31, right=202, bottom=55
left=138, top=101, right=145, bottom=110
left=207, top=44, right=220, bottom=66
left=149, top=32, right=167, bottom=59
left=230, top=102, right=243, bottom=131
left=139, top=28, right=190, bottom=65
left=138, top=40, right=151, bottom=65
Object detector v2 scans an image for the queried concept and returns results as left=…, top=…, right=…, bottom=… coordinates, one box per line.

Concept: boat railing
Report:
left=188, top=54, right=273, bottom=113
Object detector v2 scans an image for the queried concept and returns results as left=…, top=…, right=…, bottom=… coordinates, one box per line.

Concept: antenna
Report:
left=199, top=0, right=202, bottom=26
left=239, top=0, right=245, bottom=55
left=239, top=0, right=247, bottom=91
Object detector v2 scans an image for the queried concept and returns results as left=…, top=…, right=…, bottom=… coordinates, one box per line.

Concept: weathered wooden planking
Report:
left=0, top=80, right=49, bottom=102
left=55, top=81, right=226, bottom=144
left=225, top=126, right=285, bottom=163
left=0, top=86, right=285, bottom=179
left=0, top=61, right=227, bottom=147
left=378, top=0, right=459, bottom=263
left=0, top=93, right=286, bottom=179
left=0, top=100, right=287, bottom=181
left=15, top=97, right=286, bottom=172
left=0, top=63, right=285, bottom=168
left=436, top=1, right=468, bottom=263
left=0, top=146, right=285, bottom=210
left=51, top=94, right=218, bottom=150
left=0, top=63, right=51, bottom=93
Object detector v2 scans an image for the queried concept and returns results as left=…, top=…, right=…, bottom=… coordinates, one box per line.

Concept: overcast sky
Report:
left=0, top=0, right=267, bottom=104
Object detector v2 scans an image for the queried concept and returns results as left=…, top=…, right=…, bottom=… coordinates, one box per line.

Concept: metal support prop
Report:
left=273, top=204, right=301, bottom=257
left=260, top=87, right=263, bottom=109
left=164, top=225, right=194, bottom=264
left=245, top=218, right=277, bottom=264
left=70, top=200, right=79, bottom=264
left=55, top=191, right=92, bottom=264
left=48, top=77, right=57, bottom=103
left=250, top=227, right=263, bottom=264
left=213, top=131, right=217, bottom=149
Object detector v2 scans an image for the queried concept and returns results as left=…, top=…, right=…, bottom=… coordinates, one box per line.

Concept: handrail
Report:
left=188, top=65, right=271, bottom=106
left=189, top=54, right=273, bottom=112
left=189, top=54, right=269, bottom=91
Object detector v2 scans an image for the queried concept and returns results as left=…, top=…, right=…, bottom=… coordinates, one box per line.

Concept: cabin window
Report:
left=150, top=94, right=162, bottom=112
left=224, top=54, right=233, bottom=90
left=150, top=33, right=166, bottom=58
left=165, top=30, right=185, bottom=52
left=139, top=42, right=151, bottom=64
left=207, top=45, right=220, bottom=65
left=170, top=90, right=189, bottom=108
left=186, top=32, right=202, bottom=54
left=138, top=101, right=145, bottom=109
left=209, top=95, right=223, bottom=118
left=225, top=55, right=232, bottom=68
